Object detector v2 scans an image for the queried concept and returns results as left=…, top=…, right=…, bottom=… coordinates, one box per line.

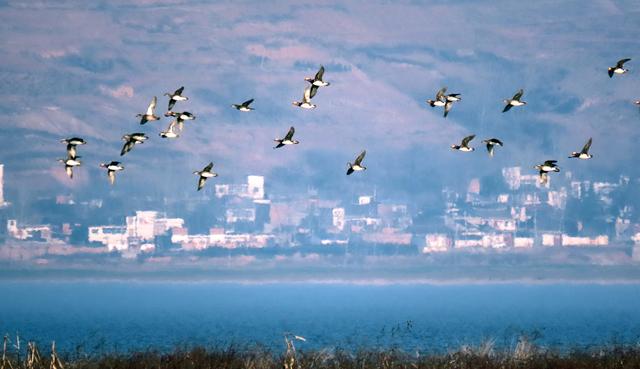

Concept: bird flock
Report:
left=426, top=58, right=632, bottom=184
left=58, top=58, right=631, bottom=190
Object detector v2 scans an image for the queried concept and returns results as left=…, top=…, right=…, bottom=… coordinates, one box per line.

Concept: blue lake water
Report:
left=0, top=282, right=639, bottom=354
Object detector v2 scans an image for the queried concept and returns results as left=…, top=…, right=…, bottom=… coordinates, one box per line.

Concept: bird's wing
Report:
left=608, top=68, right=614, bottom=78
left=486, top=143, right=494, bottom=157
left=315, top=65, right=325, bottom=80
left=108, top=170, right=115, bottom=185
left=303, top=87, right=312, bottom=102
left=436, top=87, right=447, bottom=101
left=582, top=137, right=592, bottom=153
left=168, top=99, right=176, bottom=111
left=617, top=58, right=631, bottom=68
left=203, top=162, right=214, bottom=172
left=243, top=98, right=254, bottom=107
left=284, top=126, right=295, bottom=140
left=461, top=134, right=476, bottom=147
left=502, top=104, right=513, bottom=113
left=494, top=139, right=504, bottom=146
left=539, top=171, right=548, bottom=185
left=513, top=89, right=524, bottom=101
left=121, top=141, right=134, bottom=156
left=146, top=96, right=157, bottom=115
left=354, top=150, right=366, bottom=165
left=309, top=85, right=319, bottom=99
left=346, top=167, right=354, bottom=175
left=66, top=144, right=77, bottom=159
left=65, top=165, right=73, bottom=179
left=544, top=160, right=558, bottom=165
left=174, top=86, right=184, bottom=95
left=444, top=101, right=452, bottom=118
left=197, top=176, right=207, bottom=191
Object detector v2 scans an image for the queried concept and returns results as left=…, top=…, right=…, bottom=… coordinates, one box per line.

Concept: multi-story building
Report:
left=7, top=220, right=53, bottom=242
left=88, top=225, right=128, bottom=251
left=332, top=207, right=345, bottom=231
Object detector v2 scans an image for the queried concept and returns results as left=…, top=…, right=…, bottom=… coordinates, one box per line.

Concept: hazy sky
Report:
left=0, top=0, right=638, bottom=202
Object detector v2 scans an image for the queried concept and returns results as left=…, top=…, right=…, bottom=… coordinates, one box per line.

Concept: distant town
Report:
left=1, top=162, right=640, bottom=268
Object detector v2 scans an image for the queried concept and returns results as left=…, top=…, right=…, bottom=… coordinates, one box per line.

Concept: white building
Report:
left=125, top=211, right=184, bottom=241
left=561, top=235, right=609, bottom=247
left=332, top=207, right=345, bottom=231
left=247, top=175, right=265, bottom=199
left=7, top=220, right=53, bottom=242
left=126, top=211, right=158, bottom=241
left=214, top=175, right=265, bottom=200
left=88, top=226, right=128, bottom=251
left=423, top=234, right=451, bottom=253
left=514, top=237, right=534, bottom=248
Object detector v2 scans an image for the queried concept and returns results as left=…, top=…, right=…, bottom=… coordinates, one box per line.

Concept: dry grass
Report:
left=3, top=334, right=640, bottom=369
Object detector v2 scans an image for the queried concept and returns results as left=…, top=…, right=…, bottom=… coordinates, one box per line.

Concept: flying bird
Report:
left=569, top=138, right=593, bottom=160
left=58, top=157, right=81, bottom=179
left=164, top=111, right=195, bottom=120
left=100, top=161, right=124, bottom=185
left=193, top=162, right=218, bottom=191
left=534, top=160, right=560, bottom=185
left=608, top=58, right=631, bottom=78
left=503, top=89, right=526, bottom=112
left=164, top=111, right=196, bottom=131
left=451, top=135, right=476, bottom=152
left=159, top=120, right=180, bottom=139
left=482, top=138, right=503, bottom=157
left=426, top=87, right=447, bottom=107
left=120, top=133, right=148, bottom=156
left=137, top=96, right=160, bottom=125
left=60, top=137, right=86, bottom=159
left=305, top=65, right=330, bottom=87
left=445, top=93, right=462, bottom=102
left=274, top=126, right=299, bottom=149
left=443, top=92, right=462, bottom=118
left=232, top=98, right=255, bottom=112
left=292, top=86, right=317, bottom=109
left=164, top=86, right=188, bottom=111
left=60, top=137, right=87, bottom=146
left=347, top=150, right=367, bottom=175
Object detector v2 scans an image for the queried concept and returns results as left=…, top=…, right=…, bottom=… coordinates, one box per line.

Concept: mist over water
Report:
left=1, top=282, right=639, bottom=354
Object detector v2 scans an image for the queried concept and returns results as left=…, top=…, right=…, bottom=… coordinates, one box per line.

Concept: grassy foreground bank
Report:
left=3, top=336, right=640, bottom=369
